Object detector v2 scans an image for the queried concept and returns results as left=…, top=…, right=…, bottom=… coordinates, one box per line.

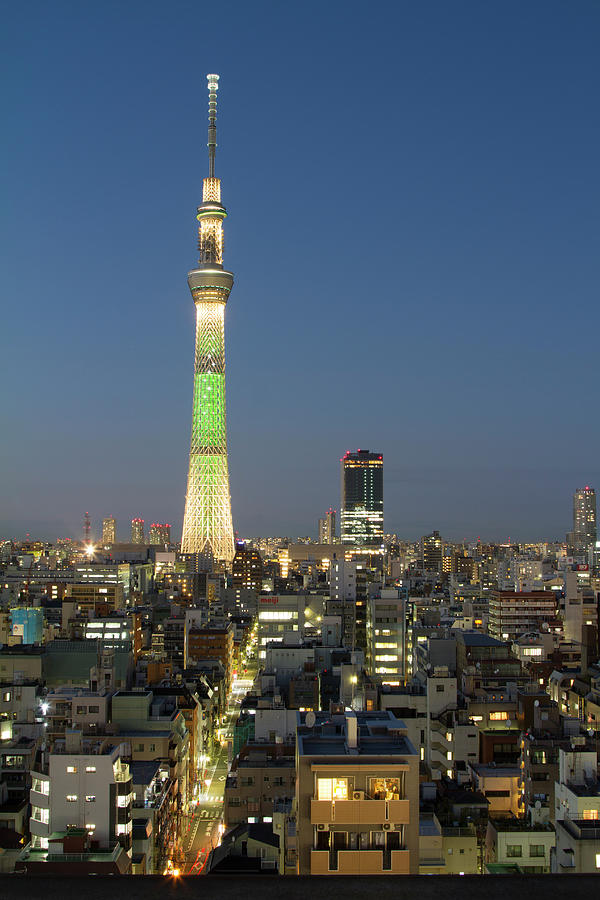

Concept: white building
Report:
left=257, top=594, right=305, bottom=660
left=367, top=589, right=405, bottom=685
left=29, top=732, right=133, bottom=855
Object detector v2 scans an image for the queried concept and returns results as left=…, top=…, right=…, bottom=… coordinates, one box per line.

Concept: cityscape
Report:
left=2, top=1, right=599, bottom=889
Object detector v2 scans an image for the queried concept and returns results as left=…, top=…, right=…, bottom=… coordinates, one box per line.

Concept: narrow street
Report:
left=184, top=668, right=256, bottom=875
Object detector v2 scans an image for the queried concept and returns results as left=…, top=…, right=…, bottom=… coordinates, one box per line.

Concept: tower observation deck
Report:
left=181, top=74, right=234, bottom=564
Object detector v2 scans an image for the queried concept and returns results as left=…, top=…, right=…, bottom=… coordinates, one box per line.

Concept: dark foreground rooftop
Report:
left=0, top=875, right=597, bottom=899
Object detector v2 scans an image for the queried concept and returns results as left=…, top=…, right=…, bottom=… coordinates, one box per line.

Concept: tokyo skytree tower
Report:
left=181, top=74, right=234, bottom=563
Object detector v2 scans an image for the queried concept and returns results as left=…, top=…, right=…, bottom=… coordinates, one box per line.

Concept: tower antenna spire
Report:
left=207, top=74, right=219, bottom=178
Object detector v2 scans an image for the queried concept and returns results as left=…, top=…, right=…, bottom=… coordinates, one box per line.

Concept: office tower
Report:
left=340, top=450, right=383, bottom=548
left=567, top=486, right=597, bottom=552
left=102, top=516, right=116, bottom=545
left=131, top=518, right=145, bottom=544
left=421, top=530, right=443, bottom=572
left=149, top=523, right=171, bottom=545
left=231, top=541, right=263, bottom=594
left=181, top=74, right=234, bottom=564
left=318, top=508, right=336, bottom=544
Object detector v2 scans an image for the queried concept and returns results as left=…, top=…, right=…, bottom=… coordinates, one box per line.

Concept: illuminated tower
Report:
left=181, top=74, right=234, bottom=564
left=131, top=518, right=145, bottom=544
left=567, top=485, right=597, bottom=552
left=340, top=450, right=383, bottom=548
left=102, top=516, right=116, bottom=545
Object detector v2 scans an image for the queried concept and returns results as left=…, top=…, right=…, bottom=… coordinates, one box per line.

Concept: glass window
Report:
left=506, top=844, right=522, bottom=858
left=368, top=777, right=401, bottom=800
left=489, top=711, right=508, bottom=721
left=32, top=777, right=50, bottom=795
left=66, top=794, right=78, bottom=802
left=583, top=809, right=599, bottom=820
left=317, top=777, right=348, bottom=801
left=66, top=766, right=77, bottom=774
left=529, top=845, right=545, bottom=857
left=85, top=795, right=96, bottom=803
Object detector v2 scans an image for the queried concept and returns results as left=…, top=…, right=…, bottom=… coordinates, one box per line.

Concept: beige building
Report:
left=419, top=815, right=478, bottom=874
left=224, top=742, right=295, bottom=828
left=469, top=763, right=521, bottom=818
left=295, top=710, right=419, bottom=875
left=486, top=818, right=555, bottom=873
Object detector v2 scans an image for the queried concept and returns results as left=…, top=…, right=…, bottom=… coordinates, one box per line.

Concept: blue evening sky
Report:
left=1, top=1, right=598, bottom=542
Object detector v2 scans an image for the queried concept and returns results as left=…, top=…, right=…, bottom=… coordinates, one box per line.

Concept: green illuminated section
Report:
left=192, top=373, right=226, bottom=451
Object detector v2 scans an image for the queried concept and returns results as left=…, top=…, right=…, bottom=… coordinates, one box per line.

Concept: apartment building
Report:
left=486, top=818, right=555, bottom=873
left=296, top=710, right=419, bottom=875
left=28, top=732, right=132, bottom=854
left=488, top=591, right=557, bottom=642
left=224, top=742, right=295, bottom=828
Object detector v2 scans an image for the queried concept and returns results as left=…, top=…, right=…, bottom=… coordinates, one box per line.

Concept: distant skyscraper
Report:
left=422, top=530, right=443, bottom=573
left=231, top=542, right=263, bottom=595
left=318, top=508, right=336, bottom=544
left=181, top=74, right=234, bottom=564
left=83, top=511, right=91, bottom=545
left=102, top=516, right=116, bottom=545
left=567, top=486, right=597, bottom=552
left=340, top=450, right=383, bottom=548
left=131, top=518, right=145, bottom=544
left=149, top=523, right=171, bottom=545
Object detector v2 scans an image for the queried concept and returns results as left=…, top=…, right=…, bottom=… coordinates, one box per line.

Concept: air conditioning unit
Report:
left=352, top=791, right=364, bottom=800
left=316, top=823, right=329, bottom=832
left=382, top=823, right=395, bottom=832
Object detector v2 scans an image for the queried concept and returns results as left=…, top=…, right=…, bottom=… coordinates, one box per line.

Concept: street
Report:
left=183, top=668, right=257, bottom=874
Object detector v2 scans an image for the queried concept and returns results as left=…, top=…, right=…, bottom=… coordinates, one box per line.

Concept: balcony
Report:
left=310, top=849, right=410, bottom=875
left=30, top=789, right=50, bottom=809
left=310, top=797, right=409, bottom=826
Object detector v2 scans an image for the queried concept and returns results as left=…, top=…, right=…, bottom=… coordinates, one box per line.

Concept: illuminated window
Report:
left=317, top=777, right=348, bottom=801
left=66, top=795, right=78, bottom=802
left=85, top=795, right=96, bottom=803
left=368, top=777, right=401, bottom=800
left=583, top=809, right=599, bottom=820
left=85, top=766, right=96, bottom=773
left=66, top=766, right=77, bottom=774
left=489, top=711, right=509, bottom=721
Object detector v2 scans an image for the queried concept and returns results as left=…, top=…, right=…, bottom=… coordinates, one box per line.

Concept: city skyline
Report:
left=2, top=1, right=599, bottom=541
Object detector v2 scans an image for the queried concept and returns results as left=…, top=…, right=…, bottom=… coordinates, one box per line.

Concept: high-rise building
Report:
left=231, top=541, right=263, bottom=595
left=131, top=518, right=145, bottom=544
left=102, top=516, right=116, bottom=545
left=367, top=588, right=406, bottom=685
left=567, top=486, right=597, bottom=553
left=421, top=530, right=443, bottom=572
left=318, top=508, right=336, bottom=544
left=149, top=523, right=171, bottom=545
left=340, top=450, right=383, bottom=548
left=181, top=74, right=234, bottom=565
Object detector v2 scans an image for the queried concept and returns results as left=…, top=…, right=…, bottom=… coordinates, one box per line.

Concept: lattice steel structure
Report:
left=181, top=74, right=234, bottom=563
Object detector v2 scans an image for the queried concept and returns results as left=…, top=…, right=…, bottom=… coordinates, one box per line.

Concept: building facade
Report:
left=131, top=519, right=145, bottom=544
left=340, top=451, right=383, bottom=549
left=102, top=517, right=116, bottom=545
